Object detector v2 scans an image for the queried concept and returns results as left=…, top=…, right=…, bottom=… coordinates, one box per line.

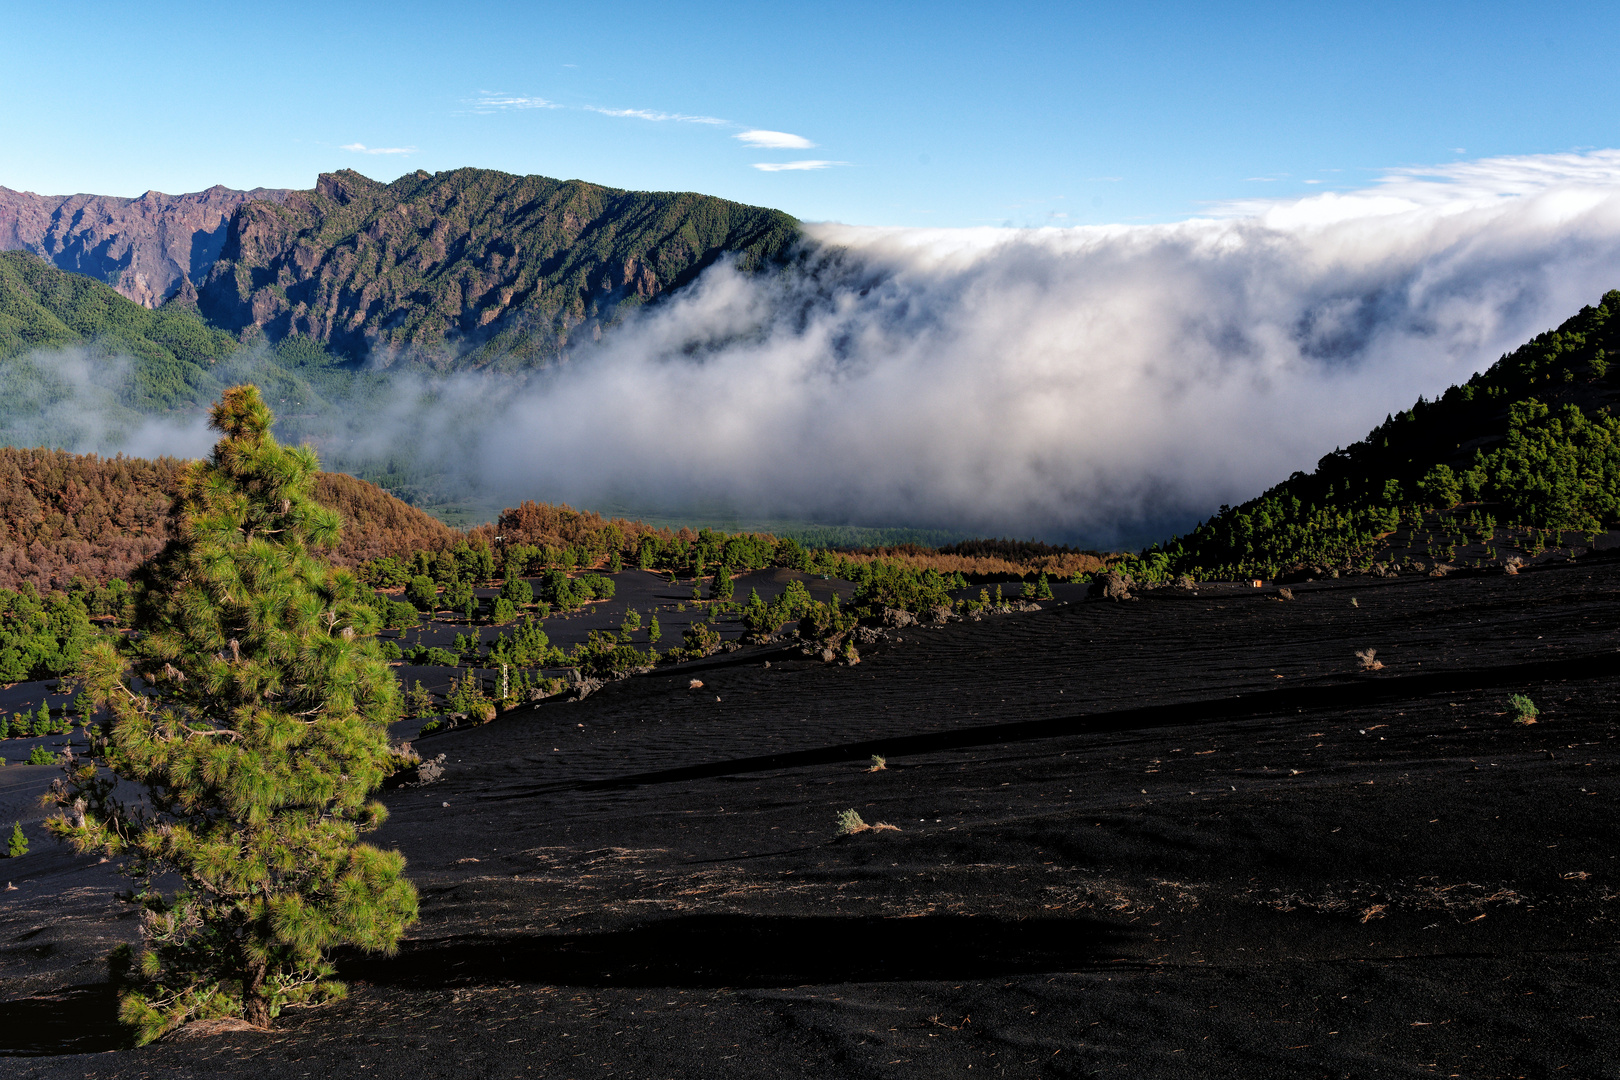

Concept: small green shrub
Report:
left=1509, top=693, right=1539, bottom=724
left=577, top=574, right=615, bottom=601
left=405, top=645, right=459, bottom=667
left=6, top=821, right=25, bottom=857
left=384, top=600, right=420, bottom=629
left=666, top=622, right=723, bottom=662
left=709, top=565, right=735, bottom=602
left=447, top=672, right=493, bottom=719
left=27, top=745, right=55, bottom=766
left=836, top=808, right=867, bottom=835
left=406, top=574, right=439, bottom=612
left=406, top=681, right=435, bottom=718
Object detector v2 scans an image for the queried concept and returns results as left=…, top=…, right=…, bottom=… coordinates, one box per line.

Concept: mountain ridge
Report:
left=0, top=184, right=291, bottom=308
left=198, top=167, right=801, bottom=365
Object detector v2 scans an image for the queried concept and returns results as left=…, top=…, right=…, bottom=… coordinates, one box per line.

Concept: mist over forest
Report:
left=11, top=152, right=1620, bottom=547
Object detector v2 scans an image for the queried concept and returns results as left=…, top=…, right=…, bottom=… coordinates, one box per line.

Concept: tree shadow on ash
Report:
left=0, top=983, right=125, bottom=1056
left=343, top=913, right=1127, bottom=989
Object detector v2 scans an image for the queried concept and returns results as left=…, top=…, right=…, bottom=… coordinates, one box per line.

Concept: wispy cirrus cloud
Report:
left=752, top=160, right=847, bottom=172
left=586, top=106, right=726, bottom=124
left=734, top=129, right=815, bottom=149
left=340, top=143, right=416, bottom=155
left=467, top=91, right=560, bottom=113
left=1214, top=148, right=1620, bottom=223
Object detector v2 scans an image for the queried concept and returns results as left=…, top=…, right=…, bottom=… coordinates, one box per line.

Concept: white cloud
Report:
left=752, top=160, right=846, bottom=172
left=467, top=92, right=560, bottom=113
left=462, top=147, right=1620, bottom=544
left=35, top=148, right=1620, bottom=547
left=340, top=143, right=416, bottom=155
left=735, top=129, right=815, bottom=149
left=586, top=106, right=726, bottom=124
left=1214, top=148, right=1620, bottom=224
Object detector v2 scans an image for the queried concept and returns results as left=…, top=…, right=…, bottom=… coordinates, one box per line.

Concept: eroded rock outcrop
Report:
left=0, top=184, right=290, bottom=307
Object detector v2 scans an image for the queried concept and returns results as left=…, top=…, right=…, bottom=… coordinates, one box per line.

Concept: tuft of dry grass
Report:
left=1355, top=648, right=1384, bottom=671
left=835, top=809, right=900, bottom=836
left=1277, top=587, right=1294, bottom=601
left=687, top=678, right=704, bottom=690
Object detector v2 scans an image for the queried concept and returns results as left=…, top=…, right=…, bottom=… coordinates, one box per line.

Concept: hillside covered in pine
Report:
left=198, top=168, right=801, bottom=366
left=1150, top=291, right=1620, bottom=580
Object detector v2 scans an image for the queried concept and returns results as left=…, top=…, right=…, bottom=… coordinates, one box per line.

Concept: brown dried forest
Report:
left=0, top=447, right=458, bottom=592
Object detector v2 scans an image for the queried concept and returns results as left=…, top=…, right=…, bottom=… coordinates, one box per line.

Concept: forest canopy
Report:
left=1148, top=289, right=1620, bottom=580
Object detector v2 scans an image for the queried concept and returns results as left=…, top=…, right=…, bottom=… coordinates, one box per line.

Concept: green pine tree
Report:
left=709, top=564, right=735, bottom=602
left=406, top=680, right=435, bottom=718
left=6, top=821, right=25, bottom=858
left=47, top=385, right=417, bottom=1043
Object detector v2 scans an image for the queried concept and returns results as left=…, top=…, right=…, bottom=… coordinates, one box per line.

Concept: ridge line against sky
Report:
left=4, top=1, right=1620, bottom=228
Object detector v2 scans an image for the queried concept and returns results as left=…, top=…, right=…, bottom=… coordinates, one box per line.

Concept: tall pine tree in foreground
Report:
left=47, top=385, right=417, bottom=1043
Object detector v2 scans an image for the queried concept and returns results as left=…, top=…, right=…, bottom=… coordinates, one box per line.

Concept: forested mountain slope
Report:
left=0, top=448, right=457, bottom=592
left=0, top=250, right=240, bottom=409
left=0, top=184, right=290, bottom=308
left=1153, top=290, right=1620, bottom=580
left=198, top=168, right=801, bottom=366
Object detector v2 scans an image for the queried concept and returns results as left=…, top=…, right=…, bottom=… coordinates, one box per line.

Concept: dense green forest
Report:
left=1145, top=290, right=1620, bottom=581
left=0, top=250, right=238, bottom=411
left=0, top=251, right=373, bottom=423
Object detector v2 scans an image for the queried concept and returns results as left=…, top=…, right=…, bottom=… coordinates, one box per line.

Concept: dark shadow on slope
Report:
left=0, top=983, right=124, bottom=1056
left=487, top=650, right=1618, bottom=796
left=341, top=913, right=1125, bottom=990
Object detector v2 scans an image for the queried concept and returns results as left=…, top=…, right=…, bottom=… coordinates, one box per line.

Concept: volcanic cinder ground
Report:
left=1, top=560, right=1617, bottom=1079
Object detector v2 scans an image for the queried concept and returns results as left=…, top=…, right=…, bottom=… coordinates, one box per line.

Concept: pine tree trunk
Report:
left=242, top=959, right=271, bottom=1027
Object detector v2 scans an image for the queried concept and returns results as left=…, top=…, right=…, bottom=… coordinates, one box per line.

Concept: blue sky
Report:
left=4, top=0, right=1620, bottom=227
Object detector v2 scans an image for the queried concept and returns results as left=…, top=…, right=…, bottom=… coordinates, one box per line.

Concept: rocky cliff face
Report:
left=0, top=185, right=291, bottom=308
left=197, top=168, right=800, bottom=365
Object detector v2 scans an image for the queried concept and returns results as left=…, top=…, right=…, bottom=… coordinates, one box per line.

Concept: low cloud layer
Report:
left=462, top=150, right=1620, bottom=544
left=17, top=151, right=1620, bottom=547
